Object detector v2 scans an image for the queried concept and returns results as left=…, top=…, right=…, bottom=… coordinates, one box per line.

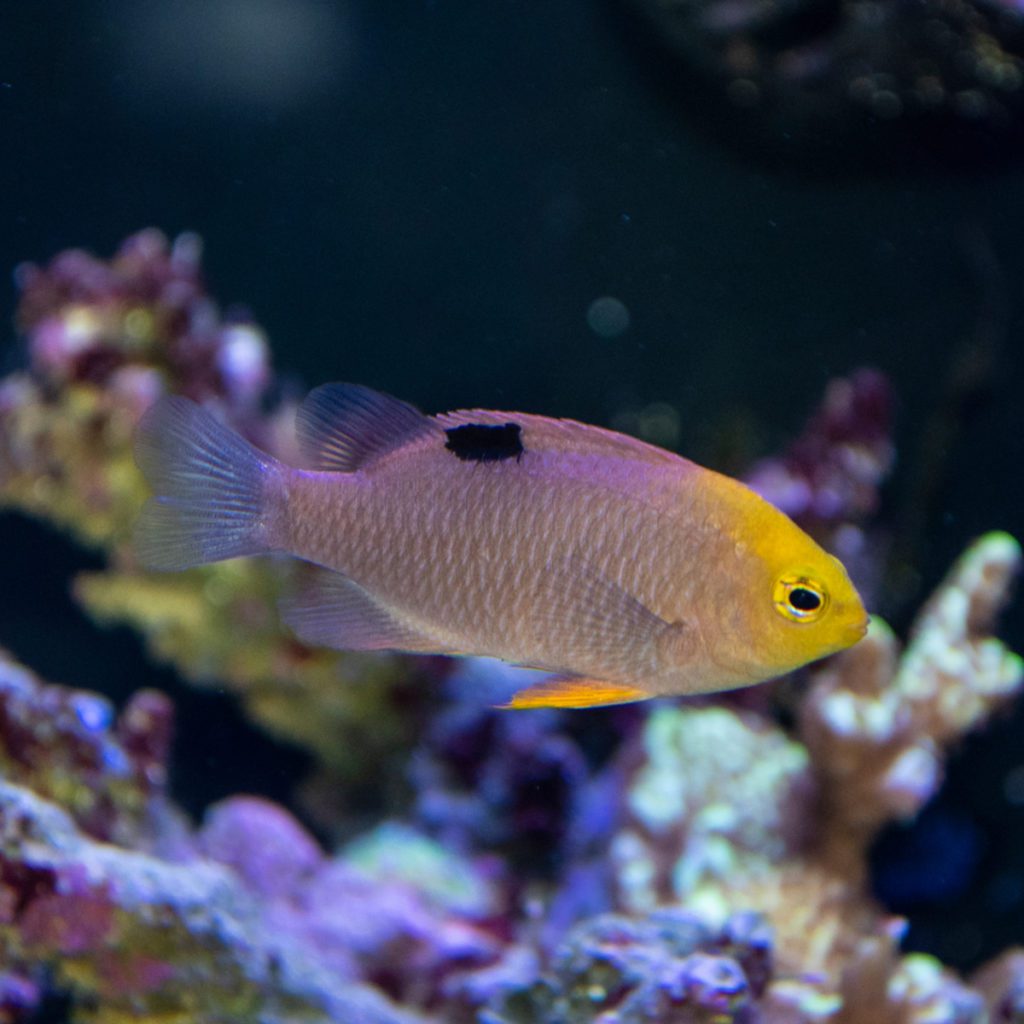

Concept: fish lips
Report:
left=843, top=612, right=871, bottom=645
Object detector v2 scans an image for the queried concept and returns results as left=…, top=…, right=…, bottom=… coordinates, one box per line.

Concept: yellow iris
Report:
left=773, top=574, right=828, bottom=623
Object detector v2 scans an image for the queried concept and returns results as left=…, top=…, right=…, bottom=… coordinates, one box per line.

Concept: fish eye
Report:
left=773, top=575, right=828, bottom=623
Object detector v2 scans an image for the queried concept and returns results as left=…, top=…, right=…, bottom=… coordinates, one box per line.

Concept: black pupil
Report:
left=789, top=587, right=821, bottom=612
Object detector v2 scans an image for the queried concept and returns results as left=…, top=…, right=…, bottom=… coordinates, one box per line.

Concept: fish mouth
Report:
left=845, top=613, right=871, bottom=644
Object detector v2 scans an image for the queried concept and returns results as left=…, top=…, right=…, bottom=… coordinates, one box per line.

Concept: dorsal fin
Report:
left=436, top=409, right=683, bottom=467
left=296, top=383, right=435, bottom=471
left=279, top=564, right=447, bottom=653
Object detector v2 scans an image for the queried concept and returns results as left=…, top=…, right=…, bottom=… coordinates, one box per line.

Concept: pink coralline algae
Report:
left=0, top=654, right=174, bottom=847
left=1, top=231, right=1024, bottom=1023
left=15, top=228, right=270, bottom=407
left=488, top=911, right=768, bottom=1024
left=0, top=228, right=276, bottom=549
left=745, top=369, right=893, bottom=531
left=0, top=647, right=504, bottom=1023
left=0, top=778, right=434, bottom=1024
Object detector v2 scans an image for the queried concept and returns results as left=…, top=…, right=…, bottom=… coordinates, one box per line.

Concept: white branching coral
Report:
left=607, top=532, right=1023, bottom=1016
left=801, top=531, right=1023, bottom=878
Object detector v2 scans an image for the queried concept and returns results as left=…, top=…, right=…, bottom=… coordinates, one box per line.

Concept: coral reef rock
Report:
left=3, top=232, right=1024, bottom=1023
left=0, top=230, right=432, bottom=790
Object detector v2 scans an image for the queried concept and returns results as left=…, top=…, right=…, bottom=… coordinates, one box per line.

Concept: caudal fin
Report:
left=134, top=396, right=282, bottom=571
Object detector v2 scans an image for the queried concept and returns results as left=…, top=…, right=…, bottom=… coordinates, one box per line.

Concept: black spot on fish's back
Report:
left=445, top=422, right=524, bottom=462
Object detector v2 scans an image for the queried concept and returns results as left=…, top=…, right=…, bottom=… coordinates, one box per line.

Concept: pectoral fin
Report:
left=500, top=675, right=651, bottom=710
left=536, top=556, right=694, bottom=681
left=281, top=564, right=445, bottom=653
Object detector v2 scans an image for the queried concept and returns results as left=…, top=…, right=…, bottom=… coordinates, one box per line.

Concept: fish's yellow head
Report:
left=758, top=548, right=868, bottom=668
left=707, top=481, right=869, bottom=685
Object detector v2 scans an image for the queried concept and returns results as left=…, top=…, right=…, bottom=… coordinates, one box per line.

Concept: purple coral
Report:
left=0, top=229, right=285, bottom=555
left=488, top=910, right=763, bottom=1023
left=407, top=658, right=641, bottom=929
left=0, top=655, right=173, bottom=846
left=746, top=368, right=893, bottom=531
left=0, top=971, right=41, bottom=1023
left=199, top=796, right=325, bottom=900
left=15, top=229, right=270, bottom=409
left=409, top=662, right=592, bottom=873
left=745, top=367, right=894, bottom=600
left=0, top=763, right=502, bottom=1021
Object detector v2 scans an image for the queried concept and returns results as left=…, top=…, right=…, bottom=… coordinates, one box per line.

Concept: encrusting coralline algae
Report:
left=0, top=231, right=1022, bottom=1023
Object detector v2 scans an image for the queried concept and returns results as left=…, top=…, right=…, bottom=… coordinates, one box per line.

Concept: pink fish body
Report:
left=135, top=384, right=867, bottom=707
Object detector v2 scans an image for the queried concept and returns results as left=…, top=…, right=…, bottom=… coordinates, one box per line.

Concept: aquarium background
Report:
left=3, top=0, right=1024, bottom=1000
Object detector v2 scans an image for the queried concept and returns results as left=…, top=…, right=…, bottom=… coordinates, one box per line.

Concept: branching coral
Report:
left=405, top=534, right=1024, bottom=1022
left=801, top=531, right=1023, bottom=880
left=746, top=369, right=894, bottom=534
left=525, top=530, right=1024, bottom=1020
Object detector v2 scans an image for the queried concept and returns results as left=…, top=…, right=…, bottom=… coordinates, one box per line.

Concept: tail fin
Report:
left=134, top=396, right=282, bottom=571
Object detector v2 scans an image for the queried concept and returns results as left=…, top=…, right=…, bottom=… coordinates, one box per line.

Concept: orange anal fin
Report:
left=499, top=676, right=650, bottom=710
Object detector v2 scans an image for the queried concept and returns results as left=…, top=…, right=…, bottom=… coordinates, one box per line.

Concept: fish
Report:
left=133, top=383, right=869, bottom=708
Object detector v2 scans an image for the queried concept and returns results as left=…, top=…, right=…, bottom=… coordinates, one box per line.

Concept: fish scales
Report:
left=133, top=384, right=869, bottom=707
left=286, top=431, right=738, bottom=683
